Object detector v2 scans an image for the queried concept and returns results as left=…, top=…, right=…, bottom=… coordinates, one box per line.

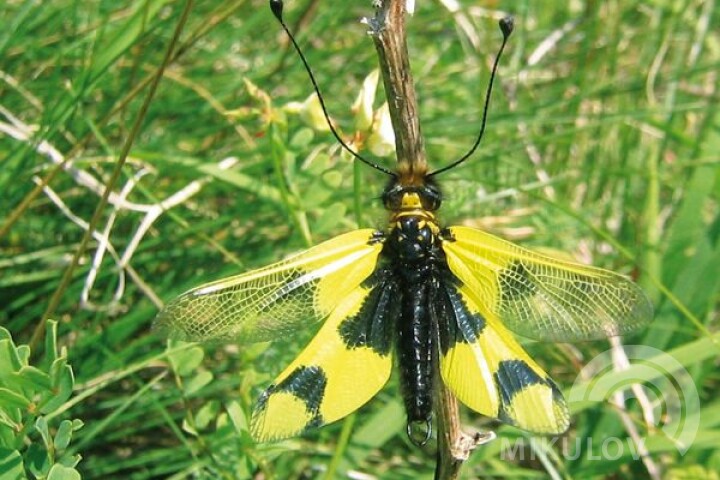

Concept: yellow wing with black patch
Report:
left=251, top=268, right=398, bottom=441
left=155, top=229, right=383, bottom=343
left=435, top=278, right=568, bottom=433
left=442, top=226, right=652, bottom=342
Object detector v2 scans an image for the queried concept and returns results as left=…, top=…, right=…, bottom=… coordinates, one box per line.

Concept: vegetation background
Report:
left=1, top=0, right=718, bottom=478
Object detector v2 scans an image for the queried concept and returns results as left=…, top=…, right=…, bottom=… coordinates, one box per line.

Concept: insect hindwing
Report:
left=251, top=268, right=398, bottom=441
left=435, top=275, right=569, bottom=433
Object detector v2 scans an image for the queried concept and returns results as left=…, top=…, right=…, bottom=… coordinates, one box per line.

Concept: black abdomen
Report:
left=386, top=214, right=442, bottom=445
left=396, top=279, right=433, bottom=429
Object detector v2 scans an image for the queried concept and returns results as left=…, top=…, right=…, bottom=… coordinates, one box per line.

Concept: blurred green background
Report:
left=1, top=0, right=718, bottom=479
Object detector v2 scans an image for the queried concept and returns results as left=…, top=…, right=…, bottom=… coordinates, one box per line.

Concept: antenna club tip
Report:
left=270, top=0, right=283, bottom=21
left=499, top=16, right=514, bottom=38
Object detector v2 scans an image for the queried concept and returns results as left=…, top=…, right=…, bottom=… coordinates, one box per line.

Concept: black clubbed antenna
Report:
left=427, top=16, right=514, bottom=177
left=269, top=0, right=395, bottom=177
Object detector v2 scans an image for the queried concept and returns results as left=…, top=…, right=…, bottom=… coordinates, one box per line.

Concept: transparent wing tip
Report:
left=152, top=309, right=191, bottom=341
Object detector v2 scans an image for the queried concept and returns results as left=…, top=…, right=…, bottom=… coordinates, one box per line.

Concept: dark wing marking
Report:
left=251, top=269, right=398, bottom=441
left=435, top=277, right=569, bottom=434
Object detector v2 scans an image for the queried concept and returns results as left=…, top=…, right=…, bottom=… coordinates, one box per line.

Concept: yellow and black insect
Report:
left=156, top=0, right=652, bottom=445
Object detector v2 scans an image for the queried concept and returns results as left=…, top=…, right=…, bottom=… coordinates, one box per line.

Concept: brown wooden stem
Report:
left=368, top=0, right=426, bottom=174
left=434, top=372, right=495, bottom=479
left=367, top=1, right=492, bottom=478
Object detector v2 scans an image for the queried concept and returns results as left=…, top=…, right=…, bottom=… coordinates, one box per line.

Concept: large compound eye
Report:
left=382, top=186, right=403, bottom=210
left=421, top=185, right=442, bottom=211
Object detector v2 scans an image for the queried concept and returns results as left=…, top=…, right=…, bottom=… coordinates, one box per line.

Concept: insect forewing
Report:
left=442, top=226, right=653, bottom=342
left=155, top=229, right=383, bottom=343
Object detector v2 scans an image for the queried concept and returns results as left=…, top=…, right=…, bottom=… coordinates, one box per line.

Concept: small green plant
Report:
left=0, top=320, right=83, bottom=480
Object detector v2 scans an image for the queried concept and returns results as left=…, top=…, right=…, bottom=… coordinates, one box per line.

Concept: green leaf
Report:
left=315, top=202, right=347, bottom=233
left=288, top=127, right=314, bottom=149
left=25, top=443, right=50, bottom=479
left=302, top=175, right=333, bottom=208
left=58, top=453, right=82, bottom=469
left=47, top=463, right=81, bottom=480
left=15, top=346, right=30, bottom=366
left=34, top=417, right=52, bottom=451
left=17, top=366, right=52, bottom=392
left=53, top=420, right=74, bottom=452
left=167, top=342, right=205, bottom=377
left=0, top=447, right=25, bottom=480
left=0, top=405, right=22, bottom=425
left=225, top=400, right=248, bottom=436
left=183, top=370, right=213, bottom=396
left=0, top=388, right=31, bottom=409
left=0, top=423, right=16, bottom=446
left=323, top=170, right=344, bottom=189
left=40, top=360, right=74, bottom=415
left=0, top=339, right=22, bottom=375
left=194, top=400, right=220, bottom=430
left=181, top=417, right=197, bottom=437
